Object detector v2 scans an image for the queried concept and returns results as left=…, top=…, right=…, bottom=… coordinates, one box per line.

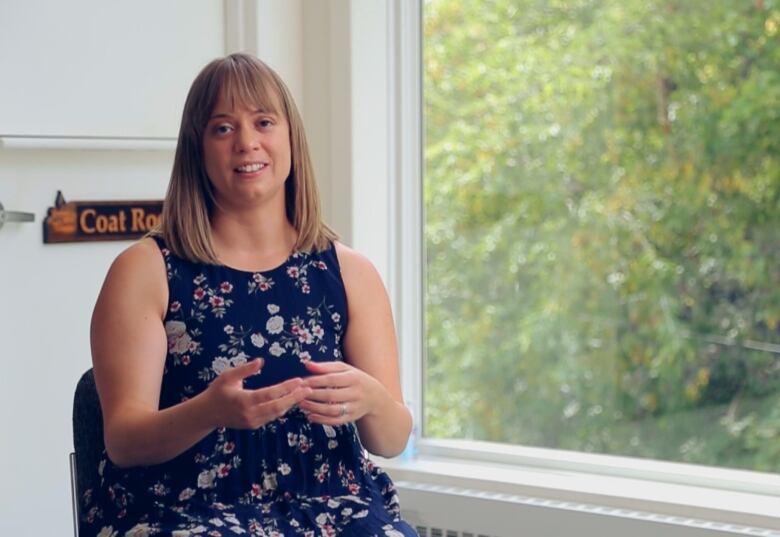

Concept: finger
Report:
left=303, top=360, right=349, bottom=374
left=256, top=385, right=312, bottom=421
left=298, top=399, right=350, bottom=417
left=304, top=386, right=356, bottom=404
left=221, top=358, right=263, bottom=381
left=303, top=372, right=353, bottom=389
left=248, top=377, right=305, bottom=405
left=305, top=413, right=350, bottom=426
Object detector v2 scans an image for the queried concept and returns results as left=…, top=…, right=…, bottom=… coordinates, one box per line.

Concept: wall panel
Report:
left=0, top=0, right=224, bottom=139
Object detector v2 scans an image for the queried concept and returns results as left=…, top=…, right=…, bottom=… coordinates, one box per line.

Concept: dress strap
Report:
left=319, top=240, right=343, bottom=274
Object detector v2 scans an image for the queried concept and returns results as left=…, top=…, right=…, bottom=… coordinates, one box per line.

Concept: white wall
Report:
left=302, top=0, right=354, bottom=247
left=0, top=151, right=173, bottom=533
left=348, top=1, right=391, bottom=285
left=0, top=0, right=223, bottom=139
left=255, top=0, right=305, bottom=113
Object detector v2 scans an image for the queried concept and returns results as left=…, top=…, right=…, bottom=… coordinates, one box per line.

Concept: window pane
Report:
left=423, top=0, right=780, bottom=472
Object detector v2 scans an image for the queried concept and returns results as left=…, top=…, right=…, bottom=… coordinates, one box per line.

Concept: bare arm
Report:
left=300, top=242, right=412, bottom=457
left=92, top=238, right=310, bottom=468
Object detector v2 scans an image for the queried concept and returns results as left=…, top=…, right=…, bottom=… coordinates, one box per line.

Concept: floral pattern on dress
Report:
left=80, top=239, right=416, bottom=537
left=248, top=272, right=275, bottom=295
left=285, top=255, right=329, bottom=295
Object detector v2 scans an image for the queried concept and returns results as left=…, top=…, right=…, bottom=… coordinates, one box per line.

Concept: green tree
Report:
left=424, top=0, right=780, bottom=471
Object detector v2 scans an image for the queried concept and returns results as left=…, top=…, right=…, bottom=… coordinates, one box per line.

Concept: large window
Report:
left=423, top=0, right=780, bottom=473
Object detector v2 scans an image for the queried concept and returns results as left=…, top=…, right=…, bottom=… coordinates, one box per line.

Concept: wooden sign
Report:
left=43, top=191, right=163, bottom=243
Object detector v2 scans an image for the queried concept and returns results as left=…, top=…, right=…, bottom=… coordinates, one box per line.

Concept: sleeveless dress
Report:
left=80, top=238, right=417, bottom=537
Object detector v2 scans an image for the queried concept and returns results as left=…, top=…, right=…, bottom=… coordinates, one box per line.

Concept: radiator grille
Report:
left=414, top=527, right=493, bottom=537
left=397, top=481, right=780, bottom=537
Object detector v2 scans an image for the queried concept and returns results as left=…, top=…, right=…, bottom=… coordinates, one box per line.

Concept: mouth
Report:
left=234, top=162, right=268, bottom=173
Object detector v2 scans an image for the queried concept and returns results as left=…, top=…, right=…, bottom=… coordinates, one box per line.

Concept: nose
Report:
left=234, top=123, right=260, bottom=153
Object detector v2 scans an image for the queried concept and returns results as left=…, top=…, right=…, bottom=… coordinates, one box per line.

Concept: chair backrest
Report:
left=72, top=368, right=105, bottom=504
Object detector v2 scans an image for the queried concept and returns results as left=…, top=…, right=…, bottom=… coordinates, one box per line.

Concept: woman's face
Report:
left=202, top=90, right=292, bottom=211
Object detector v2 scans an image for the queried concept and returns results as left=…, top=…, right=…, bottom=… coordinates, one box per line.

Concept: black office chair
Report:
left=70, top=368, right=105, bottom=537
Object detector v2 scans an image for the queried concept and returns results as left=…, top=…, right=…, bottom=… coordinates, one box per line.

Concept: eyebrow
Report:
left=208, top=109, right=278, bottom=121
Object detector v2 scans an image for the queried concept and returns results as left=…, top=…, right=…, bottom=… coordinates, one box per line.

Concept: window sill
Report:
left=376, top=453, right=780, bottom=531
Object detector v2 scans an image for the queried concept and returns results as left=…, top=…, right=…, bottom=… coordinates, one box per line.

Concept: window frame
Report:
left=386, top=0, right=780, bottom=522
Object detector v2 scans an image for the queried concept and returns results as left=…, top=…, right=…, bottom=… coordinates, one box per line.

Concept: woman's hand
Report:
left=205, top=359, right=312, bottom=429
left=298, top=360, right=384, bottom=425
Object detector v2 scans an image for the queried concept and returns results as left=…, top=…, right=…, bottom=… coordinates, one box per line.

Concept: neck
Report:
left=210, top=200, right=297, bottom=259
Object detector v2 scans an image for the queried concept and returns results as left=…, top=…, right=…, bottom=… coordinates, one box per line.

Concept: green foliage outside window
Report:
left=423, top=0, right=780, bottom=471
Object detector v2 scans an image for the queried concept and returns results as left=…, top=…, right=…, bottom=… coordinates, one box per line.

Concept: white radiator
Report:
left=396, top=481, right=780, bottom=537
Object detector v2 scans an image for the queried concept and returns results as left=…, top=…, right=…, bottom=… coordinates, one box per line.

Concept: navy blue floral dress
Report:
left=81, top=238, right=417, bottom=537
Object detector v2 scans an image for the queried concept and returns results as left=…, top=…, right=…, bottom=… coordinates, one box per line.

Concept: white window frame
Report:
left=384, top=0, right=780, bottom=530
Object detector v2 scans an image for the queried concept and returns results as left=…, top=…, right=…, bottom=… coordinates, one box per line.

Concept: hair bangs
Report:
left=213, top=58, right=284, bottom=119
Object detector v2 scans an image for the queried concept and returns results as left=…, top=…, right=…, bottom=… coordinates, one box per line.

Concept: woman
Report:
left=83, top=53, right=416, bottom=537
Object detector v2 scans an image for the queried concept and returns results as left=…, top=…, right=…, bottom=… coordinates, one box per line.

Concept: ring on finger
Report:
left=339, top=403, right=347, bottom=417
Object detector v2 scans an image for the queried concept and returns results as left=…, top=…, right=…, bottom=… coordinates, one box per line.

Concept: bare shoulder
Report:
left=333, top=241, right=382, bottom=286
left=334, top=241, right=371, bottom=270
left=98, top=237, right=168, bottom=317
left=114, top=236, right=165, bottom=268
left=333, top=241, right=389, bottom=305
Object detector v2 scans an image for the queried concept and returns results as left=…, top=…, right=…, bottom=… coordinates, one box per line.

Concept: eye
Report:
left=212, top=123, right=234, bottom=135
left=258, top=118, right=274, bottom=128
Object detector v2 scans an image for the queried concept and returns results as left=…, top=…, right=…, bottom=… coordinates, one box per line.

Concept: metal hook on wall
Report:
left=0, top=201, right=35, bottom=231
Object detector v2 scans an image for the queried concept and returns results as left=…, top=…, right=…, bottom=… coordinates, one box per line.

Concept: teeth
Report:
left=236, top=163, right=266, bottom=173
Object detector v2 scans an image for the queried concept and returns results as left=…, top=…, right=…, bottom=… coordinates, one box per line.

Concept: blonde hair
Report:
left=156, top=53, right=337, bottom=263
